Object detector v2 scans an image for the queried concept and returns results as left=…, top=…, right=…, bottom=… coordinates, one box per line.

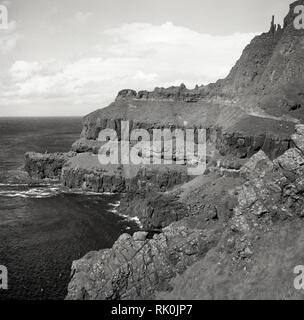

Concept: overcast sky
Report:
left=0, top=0, right=295, bottom=116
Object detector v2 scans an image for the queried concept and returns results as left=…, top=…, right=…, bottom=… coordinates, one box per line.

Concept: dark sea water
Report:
left=0, top=117, right=139, bottom=300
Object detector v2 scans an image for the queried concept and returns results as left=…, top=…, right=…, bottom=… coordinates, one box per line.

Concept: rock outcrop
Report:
left=66, top=125, right=304, bottom=300
left=66, top=222, right=219, bottom=300
left=80, top=101, right=293, bottom=162
left=24, top=152, right=76, bottom=180
left=61, top=152, right=189, bottom=194
left=155, top=124, right=304, bottom=300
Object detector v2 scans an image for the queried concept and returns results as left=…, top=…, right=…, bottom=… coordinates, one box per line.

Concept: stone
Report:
left=240, top=247, right=253, bottom=259
left=133, top=232, right=148, bottom=242
left=277, top=148, right=304, bottom=177
left=295, top=124, right=304, bottom=136
left=116, top=89, right=137, bottom=100
left=291, top=132, right=304, bottom=154
left=240, top=150, right=273, bottom=179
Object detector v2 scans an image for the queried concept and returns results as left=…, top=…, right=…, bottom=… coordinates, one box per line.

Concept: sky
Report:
left=0, top=0, right=296, bottom=116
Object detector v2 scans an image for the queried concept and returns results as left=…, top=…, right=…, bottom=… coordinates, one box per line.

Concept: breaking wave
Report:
left=0, top=183, right=114, bottom=199
left=108, top=200, right=142, bottom=227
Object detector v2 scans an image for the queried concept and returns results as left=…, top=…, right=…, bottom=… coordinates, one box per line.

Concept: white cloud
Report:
left=0, top=22, right=256, bottom=113
left=10, top=61, right=42, bottom=81
left=74, top=11, right=93, bottom=23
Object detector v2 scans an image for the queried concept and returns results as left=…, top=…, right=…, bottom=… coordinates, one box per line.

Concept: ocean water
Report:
left=0, top=117, right=139, bottom=300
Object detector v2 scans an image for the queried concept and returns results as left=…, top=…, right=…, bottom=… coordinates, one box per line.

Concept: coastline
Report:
left=18, top=1, right=304, bottom=300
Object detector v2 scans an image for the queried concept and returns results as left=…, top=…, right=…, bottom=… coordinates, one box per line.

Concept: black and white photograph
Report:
left=0, top=0, right=304, bottom=308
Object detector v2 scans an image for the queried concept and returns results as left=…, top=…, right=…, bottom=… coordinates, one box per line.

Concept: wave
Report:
left=108, top=201, right=142, bottom=227
left=67, top=190, right=114, bottom=196
left=0, top=187, right=61, bottom=199
left=0, top=183, right=31, bottom=187
left=0, top=183, right=115, bottom=199
left=0, top=184, right=140, bottom=226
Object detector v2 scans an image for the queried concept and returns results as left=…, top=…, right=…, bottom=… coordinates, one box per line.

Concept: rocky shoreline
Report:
left=23, top=121, right=304, bottom=299
left=23, top=1, right=304, bottom=300
left=65, top=124, right=304, bottom=299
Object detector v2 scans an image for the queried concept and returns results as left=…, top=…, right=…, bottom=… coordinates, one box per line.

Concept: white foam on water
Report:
left=62, top=190, right=115, bottom=196
left=0, top=186, right=62, bottom=199
left=107, top=200, right=142, bottom=227
left=0, top=183, right=29, bottom=187
left=0, top=183, right=117, bottom=199
left=109, top=201, right=120, bottom=208
left=0, top=184, right=142, bottom=226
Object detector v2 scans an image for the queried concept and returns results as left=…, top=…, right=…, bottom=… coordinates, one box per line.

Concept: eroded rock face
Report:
left=156, top=218, right=304, bottom=300
left=119, top=192, right=190, bottom=230
left=215, top=131, right=291, bottom=160
left=155, top=125, right=304, bottom=300
left=78, top=111, right=292, bottom=164
left=220, top=126, right=304, bottom=268
left=66, top=124, right=304, bottom=300
left=66, top=222, right=218, bottom=300
left=116, top=84, right=204, bottom=103
left=61, top=153, right=190, bottom=195
left=24, top=152, right=76, bottom=180
left=71, top=138, right=104, bottom=154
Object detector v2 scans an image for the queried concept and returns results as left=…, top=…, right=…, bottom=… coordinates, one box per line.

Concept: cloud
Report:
left=101, top=22, right=256, bottom=86
left=74, top=11, right=93, bottom=24
left=0, top=22, right=256, bottom=114
left=0, top=20, right=20, bottom=54
left=10, top=60, right=42, bottom=81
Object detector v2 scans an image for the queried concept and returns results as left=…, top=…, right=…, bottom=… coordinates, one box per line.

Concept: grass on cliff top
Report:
left=86, top=99, right=295, bottom=138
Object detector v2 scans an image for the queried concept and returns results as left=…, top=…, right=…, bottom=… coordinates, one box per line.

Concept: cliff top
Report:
left=83, top=99, right=295, bottom=138
left=110, top=0, right=304, bottom=122
left=82, top=1, right=303, bottom=139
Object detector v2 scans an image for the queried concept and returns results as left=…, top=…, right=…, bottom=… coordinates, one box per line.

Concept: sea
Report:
left=0, top=117, right=139, bottom=300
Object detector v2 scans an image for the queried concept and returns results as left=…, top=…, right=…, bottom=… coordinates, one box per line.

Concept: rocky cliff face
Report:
left=66, top=224, right=219, bottom=300
left=23, top=1, right=304, bottom=300
left=61, top=153, right=189, bottom=194
left=25, top=152, right=76, bottom=180
left=156, top=125, right=304, bottom=300
left=25, top=2, right=303, bottom=191
left=79, top=101, right=294, bottom=162
left=67, top=124, right=304, bottom=300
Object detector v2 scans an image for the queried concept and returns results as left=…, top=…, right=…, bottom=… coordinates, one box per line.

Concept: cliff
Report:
left=114, top=0, right=304, bottom=120
left=67, top=124, right=304, bottom=300
left=25, top=2, right=304, bottom=192
left=25, top=152, right=76, bottom=180
left=22, top=0, right=304, bottom=300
